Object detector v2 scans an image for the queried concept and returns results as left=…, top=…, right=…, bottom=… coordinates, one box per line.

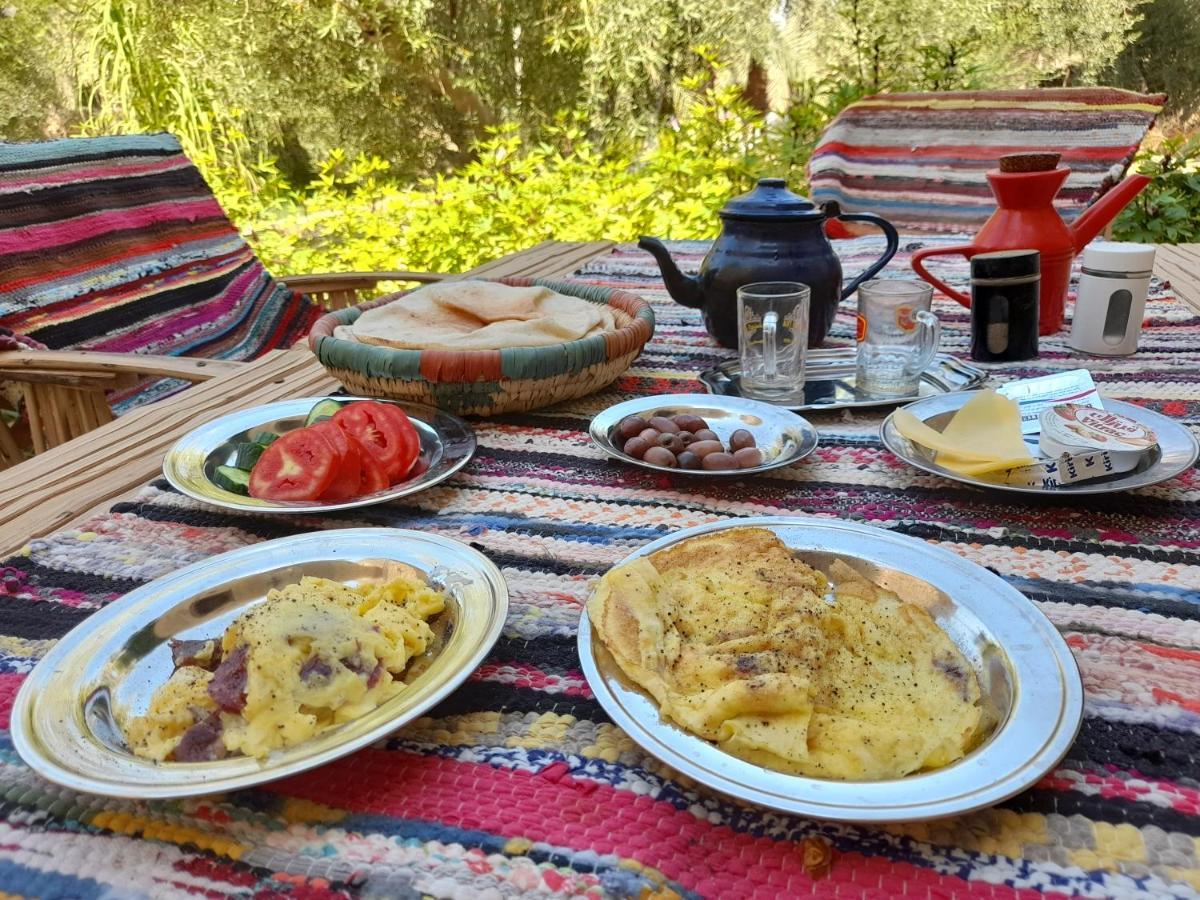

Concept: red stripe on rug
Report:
left=266, top=750, right=1064, bottom=899
left=813, top=142, right=1134, bottom=162
left=0, top=222, right=238, bottom=295
left=0, top=198, right=225, bottom=254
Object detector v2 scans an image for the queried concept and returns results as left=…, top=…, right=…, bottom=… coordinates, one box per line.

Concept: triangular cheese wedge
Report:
left=893, top=390, right=1034, bottom=476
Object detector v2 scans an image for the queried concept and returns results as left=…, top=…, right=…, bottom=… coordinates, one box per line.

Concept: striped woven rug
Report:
left=0, top=237, right=1197, bottom=898
left=808, top=88, right=1166, bottom=232
left=0, top=134, right=321, bottom=411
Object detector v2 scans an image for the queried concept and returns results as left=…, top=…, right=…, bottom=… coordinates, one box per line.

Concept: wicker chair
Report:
left=808, top=87, right=1166, bottom=235
left=0, top=271, right=445, bottom=469
left=0, top=133, right=449, bottom=467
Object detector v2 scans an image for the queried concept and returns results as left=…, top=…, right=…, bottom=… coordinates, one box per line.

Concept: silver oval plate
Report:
left=880, top=392, right=1198, bottom=495
left=12, top=528, right=508, bottom=799
left=590, top=393, right=819, bottom=476
left=163, top=396, right=476, bottom=513
left=578, top=516, right=1082, bottom=823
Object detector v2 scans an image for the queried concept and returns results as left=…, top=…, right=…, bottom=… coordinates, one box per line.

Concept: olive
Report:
left=638, top=427, right=660, bottom=443
left=677, top=450, right=702, bottom=470
left=643, top=446, right=678, bottom=468
left=701, top=452, right=738, bottom=470
left=647, top=416, right=680, bottom=434
left=616, top=415, right=647, bottom=441
left=623, top=436, right=652, bottom=459
left=688, top=440, right=725, bottom=458
left=733, top=447, right=764, bottom=468
left=657, top=433, right=685, bottom=454
left=693, top=428, right=719, bottom=443
left=729, top=429, right=756, bottom=451
left=672, top=414, right=709, bottom=433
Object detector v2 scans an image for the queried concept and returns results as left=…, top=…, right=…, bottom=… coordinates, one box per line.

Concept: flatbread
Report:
left=333, top=282, right=617, bottom=351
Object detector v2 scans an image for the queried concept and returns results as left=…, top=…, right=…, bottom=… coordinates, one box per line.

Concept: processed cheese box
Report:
left=1038, top=403, right=1158, bottom=475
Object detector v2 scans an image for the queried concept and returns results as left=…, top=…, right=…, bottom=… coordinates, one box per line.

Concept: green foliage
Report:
left=1113, top=134, right=1200, bottom=244
left=1105, top=0, right=1200, bottom=120
left=244, top=78, right=812, bottom=275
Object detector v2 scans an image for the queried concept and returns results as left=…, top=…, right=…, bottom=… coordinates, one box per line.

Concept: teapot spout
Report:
left=1070, top=173, right=1152, bottom=252
left=638, top=237, right=703, bottom=309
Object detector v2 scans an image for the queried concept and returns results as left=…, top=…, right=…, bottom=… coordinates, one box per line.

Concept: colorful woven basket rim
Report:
left=309, top=276, right=655, bottom=383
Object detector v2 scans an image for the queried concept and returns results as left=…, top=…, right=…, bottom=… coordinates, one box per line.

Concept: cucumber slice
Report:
left=249, top=431, right=279, bottom=447
left=304, top=399, right=343, bottom=427
left=213, top=465, right=251, bottom=495
left=233, top=442, right=266, bottom=469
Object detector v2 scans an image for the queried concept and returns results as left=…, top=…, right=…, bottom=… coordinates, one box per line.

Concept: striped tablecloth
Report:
left=1, top=237, right=1198, bottom=899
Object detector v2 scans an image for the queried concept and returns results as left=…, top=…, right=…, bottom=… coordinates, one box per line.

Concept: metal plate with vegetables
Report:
left=163, top=397, right=475, bottom=513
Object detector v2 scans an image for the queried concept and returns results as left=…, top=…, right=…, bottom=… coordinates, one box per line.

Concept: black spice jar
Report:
left=969, top=249, right=1040, bottom=362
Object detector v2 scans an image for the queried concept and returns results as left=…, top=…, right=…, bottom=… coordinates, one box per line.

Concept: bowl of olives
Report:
left=589, top=394, right=819, bottom=477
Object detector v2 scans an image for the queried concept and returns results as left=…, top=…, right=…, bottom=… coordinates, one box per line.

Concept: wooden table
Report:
left=0, top=240, right=614, bottom=556
left=1, top=238, right=1195, bottom=558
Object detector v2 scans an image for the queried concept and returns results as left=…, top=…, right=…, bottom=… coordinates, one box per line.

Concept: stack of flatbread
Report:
left=334, top=281, right=617, bottom=351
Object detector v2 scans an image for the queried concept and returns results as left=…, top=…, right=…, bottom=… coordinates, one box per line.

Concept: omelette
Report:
left=123, top=573, right=447, bottom=762
left=588, top=527, right=986, bottom=781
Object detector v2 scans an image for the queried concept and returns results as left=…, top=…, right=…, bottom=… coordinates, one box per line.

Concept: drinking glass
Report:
left=855, top=279, right=941, bottom=397
left=737, top=282, right=810, bottom=404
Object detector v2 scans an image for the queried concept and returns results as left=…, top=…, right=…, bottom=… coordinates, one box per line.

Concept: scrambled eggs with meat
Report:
left=123, top=573, right=447, bottom=762
left=588, top=527, right=986, bottom=780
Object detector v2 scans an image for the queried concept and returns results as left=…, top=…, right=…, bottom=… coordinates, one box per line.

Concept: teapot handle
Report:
left=834, top=211, right=900, bottom=301
left=910, top=244, right=977, bottom=307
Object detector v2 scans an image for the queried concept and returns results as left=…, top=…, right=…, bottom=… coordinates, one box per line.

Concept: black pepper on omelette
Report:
left=122, top=574, right=447, bottom=762
left=588, top=527, right=988, bottom=780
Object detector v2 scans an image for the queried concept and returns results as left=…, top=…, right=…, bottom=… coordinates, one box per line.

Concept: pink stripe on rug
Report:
left=0, top=156, right=191, bottom=193
left=267, top=750, right=1065, bottom=899
left=0, top=673, right=26, bottom=730
left=0, top=198, right=224, bottom=254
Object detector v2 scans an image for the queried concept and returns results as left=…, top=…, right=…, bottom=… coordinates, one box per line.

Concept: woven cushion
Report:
left=808, top=88, right=1166, bottom=233
left=0, top=133, right=321, bottom=410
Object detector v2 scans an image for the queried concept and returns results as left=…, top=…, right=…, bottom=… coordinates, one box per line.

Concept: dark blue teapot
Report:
left=639, top=178, right=898, bottom=347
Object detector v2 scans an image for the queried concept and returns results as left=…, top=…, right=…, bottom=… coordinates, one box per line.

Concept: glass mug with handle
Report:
left=737, top=282, right=810, bottom=405
left=855, top=279, right=941, bottom=397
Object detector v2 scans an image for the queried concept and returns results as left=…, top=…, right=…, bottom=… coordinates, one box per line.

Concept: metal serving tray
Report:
left=700, top=350, right=986, bottom=412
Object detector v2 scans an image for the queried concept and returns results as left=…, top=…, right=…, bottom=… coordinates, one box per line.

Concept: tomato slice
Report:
left=313, top=422, right=362, bottom=501
left=249, top=428, right=339, bottom=501
left=348, top=433, right=390, bottom=494
left=374, top=403, right=420, bottom=480
left=333, top=401, right=411, bottom=481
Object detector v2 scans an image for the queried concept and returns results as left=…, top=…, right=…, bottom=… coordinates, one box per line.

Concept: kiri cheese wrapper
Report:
left=1038, top=403, right=1158, bottom=473
left=999, top=449, right=1129, bottom=488
left=996, top=369, right=1103, bottom=434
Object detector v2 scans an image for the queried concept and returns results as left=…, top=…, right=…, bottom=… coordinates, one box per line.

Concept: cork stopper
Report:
left=998, top=152, right=1061, bottom=173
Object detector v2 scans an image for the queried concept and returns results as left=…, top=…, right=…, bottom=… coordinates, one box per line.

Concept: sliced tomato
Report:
left=374, top=403, right=420, bottom=480
left=348, top=433, right=390, bottom=494
left=313, top=421, right=362, bottom=501
left=248, top=428, right=339, bottom=501
left=333, top=401, right=412, bottom=482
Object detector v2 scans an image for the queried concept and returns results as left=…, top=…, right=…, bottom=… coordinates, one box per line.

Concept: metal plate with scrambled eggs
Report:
left=579, top=517, right=1082, bottom=823
left=12, top=529, right=507, bottom=799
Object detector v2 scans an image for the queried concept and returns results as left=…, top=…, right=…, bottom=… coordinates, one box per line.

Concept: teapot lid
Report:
left=719, top=178, right=823, bottom=221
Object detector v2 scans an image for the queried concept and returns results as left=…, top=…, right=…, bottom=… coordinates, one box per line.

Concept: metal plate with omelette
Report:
left=578, top=517, right=1082, bottom=822
left=11, top=529, right=507, bottom=799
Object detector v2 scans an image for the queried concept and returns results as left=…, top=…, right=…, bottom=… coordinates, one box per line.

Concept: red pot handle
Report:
left=910, top=244, right=978, bottom=308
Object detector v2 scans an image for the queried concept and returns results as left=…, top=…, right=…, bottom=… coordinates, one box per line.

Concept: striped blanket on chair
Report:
left=0, top=133, right=321, bottom=411
left=808, top=88, right=1166, bottom=233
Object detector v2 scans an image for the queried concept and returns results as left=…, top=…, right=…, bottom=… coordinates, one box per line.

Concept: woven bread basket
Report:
left=308, top=277, right=655, bottom=415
